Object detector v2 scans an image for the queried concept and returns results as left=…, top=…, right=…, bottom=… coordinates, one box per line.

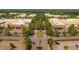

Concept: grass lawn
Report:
left=36, top=30, right=44, bottom=38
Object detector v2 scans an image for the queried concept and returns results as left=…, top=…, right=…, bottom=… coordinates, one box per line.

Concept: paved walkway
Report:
left=31, top=37, right=50, bottom=50
left=30, top=34, right=79, bottom=50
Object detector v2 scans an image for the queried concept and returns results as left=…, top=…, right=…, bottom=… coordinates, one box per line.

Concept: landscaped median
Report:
left=0, top=36, right=24, bottom=41
left=49, top=36, right=79, bottom=41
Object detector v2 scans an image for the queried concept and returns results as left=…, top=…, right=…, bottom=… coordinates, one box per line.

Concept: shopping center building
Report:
left=0, top=18, right=32, bottom=29
left=49, top=18, right=79, bottom=30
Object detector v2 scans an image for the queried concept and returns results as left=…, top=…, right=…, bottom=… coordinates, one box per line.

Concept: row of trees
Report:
left=22, top=17, right=35, bottom=50
left=45, top=17, right=61, bottom=36
left=22, top=26, right=34, bottom=37
left=22, top=26, right=33, bottom=50
left=0, top=13, right=19, bottom=19
left=27, top=13, right=46, bottom=30
left=46, top=21, right=78, bottom=36
left=35, top=13, right=46, bottom=30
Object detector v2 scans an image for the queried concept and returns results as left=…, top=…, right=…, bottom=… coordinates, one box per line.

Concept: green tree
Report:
left=24, top=37, right=32, bottom=50
left=54, top=29, right=60, bottom=37
left=47, top=38, right=60, bottom=50
left=68, top=24, right=77, bottom=36
left=29, top=23, right=35, bottom=30
left=22, top=27, right=34, bottom=37
left=7, top=24, right=13, bottom=30
left=63, top=31, right=67, bottom=36
left=46, top=27, right=55, bottom=36
left=64, top=45, right=69, bottom=50
left=10, top=43, right=16, bottom=50
left=0, top=27, right=5, bottom=35
left=4, top=27, right=12, bottom=36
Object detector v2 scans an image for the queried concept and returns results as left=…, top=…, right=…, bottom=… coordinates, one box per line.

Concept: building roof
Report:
left=11, top=19, right=32, bottom=25
left=0, top=19, right=5, bottom=24
left=49, top=18, right=65, bottom=26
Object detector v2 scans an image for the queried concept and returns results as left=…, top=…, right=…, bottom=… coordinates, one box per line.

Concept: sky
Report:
left=0, top=0, right=78, bottom=9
